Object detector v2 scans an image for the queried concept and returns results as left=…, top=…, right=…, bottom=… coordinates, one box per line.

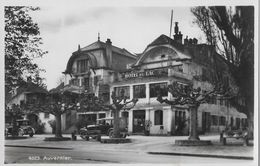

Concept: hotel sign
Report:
left=122, top=68, right=168, bottom=79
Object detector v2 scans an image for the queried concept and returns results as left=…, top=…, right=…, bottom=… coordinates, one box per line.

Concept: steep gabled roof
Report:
left=80, top=40, right=106, bottom=52
left=64, top=39, right=136, bottom=74
left=75, top=40, right=135, bottom=59
left=133, top=34, right=190, bottom=66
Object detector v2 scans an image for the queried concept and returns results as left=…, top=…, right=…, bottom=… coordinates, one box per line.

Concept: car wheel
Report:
left=79, top=132, right=85, bottom=139
left=109, top=130, right=114, bottom=138
left=96, top=135, right=101, bottom=141
left=18, top=129, right=23, bottom=136
left=80, top=132, right=88, bottom=140
left=80, top=134, right=86, bottom=139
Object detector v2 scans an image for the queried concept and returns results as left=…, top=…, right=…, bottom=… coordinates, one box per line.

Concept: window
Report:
left=82, top=77, right=89, bottom=88
left=161, top=54, right=166, bottom=58
left=211, top=115, right=218, bottom=125
left=175, top=111, right=180, bottom=125
left=208, top=96, right=216, bottom=104
left=77, top=59, right=88, bottom=73
left=182, top=111, right=186, bottom=122
left=85, top=114, right=97, bottom=123
left=102, top=92, right=110, bottom=103
left=99, top=113, right=106, bottom=119
left=236, top=118, right=240, bottom=129
left=114, top=86, right=130, bottom=99
left=219, top=99, right=223, bottom=105
left=219, top=116, right=226, bottom=126
left=150, top=82, right=168, bottom=98
left=27, top=95, right=37, bottom=104
left=44, top=113, right=49, bottom=119
left=230, top=117, right=234, bottom=126
left=71, top=78, right=79, bottom=86
left=133, top=84, right=146, bottom=98
left=154, top=110, right=163, bottom=125
left=20, top=100, right=25, bottom=106
left=172, top=65, right=183, bottom=73
left=94, top=76, right=101, bottom=86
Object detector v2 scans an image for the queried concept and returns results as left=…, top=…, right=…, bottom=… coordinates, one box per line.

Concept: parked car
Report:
left=220, top=128, right=249, bottom=146
left=79, top=117, right=129, bottom=140
left=5, top=119, right=35, bottom=137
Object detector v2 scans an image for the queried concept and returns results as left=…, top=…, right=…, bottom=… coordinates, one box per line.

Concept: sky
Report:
left=29, top=6, right=207, bottom=90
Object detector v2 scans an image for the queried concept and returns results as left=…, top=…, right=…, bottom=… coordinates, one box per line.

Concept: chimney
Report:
left=106, top=38, right=112, bottom=45
left=184, top=36, right=189, bottom=45
left=173, top=22, right=183, bottom=44
left=106, top=38, right=112, bottom=68
left=188, top=38, right=193, bottom=45
left=174, top=22, right=179, bottom=34
left=192, top=38, right=198, bottom=45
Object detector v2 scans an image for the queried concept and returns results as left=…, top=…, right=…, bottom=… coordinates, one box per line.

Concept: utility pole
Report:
left=169, top=10, right=173, bottom=38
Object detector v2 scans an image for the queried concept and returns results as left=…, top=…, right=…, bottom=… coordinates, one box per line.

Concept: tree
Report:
left=191, top=6, right=254, bottom=137
left=108, top=90, right=138, bottom=138
left=77, top=90, right=138, bottom=138
left=157, top=82, right=215, bottom=140
left=24, top=91, right=77, bottom=138
left=5, top=6, right=47, bottom=93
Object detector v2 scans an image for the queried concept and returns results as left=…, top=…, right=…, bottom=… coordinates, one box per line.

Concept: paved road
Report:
left=5, top=134, right=255, bottom=164
left=5, top=146, right=252, bottom=164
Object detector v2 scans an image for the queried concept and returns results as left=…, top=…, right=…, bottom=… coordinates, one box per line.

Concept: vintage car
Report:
left=79, top=117, right=129, bottom=140
left=220, top=128, right=249, bottom=146
left=5, top=119, right=35, bottom=137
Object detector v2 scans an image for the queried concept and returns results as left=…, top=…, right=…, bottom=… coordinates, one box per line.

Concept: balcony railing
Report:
left=168, top=69, right=192, bottom=80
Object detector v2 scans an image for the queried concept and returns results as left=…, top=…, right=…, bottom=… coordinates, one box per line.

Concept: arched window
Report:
left=154, top=110, right=163, bottom=125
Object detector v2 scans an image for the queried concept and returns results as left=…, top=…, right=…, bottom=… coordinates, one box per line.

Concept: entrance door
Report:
left=202, top=112, right=211, bottom=133
left=133, top=110, right=145, bottom=133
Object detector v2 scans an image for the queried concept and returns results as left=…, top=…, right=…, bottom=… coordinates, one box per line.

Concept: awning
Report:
left=199, top=103, right=247, bottom=118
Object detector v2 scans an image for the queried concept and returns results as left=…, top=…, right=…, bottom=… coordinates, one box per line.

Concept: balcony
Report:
left=168, top=69, right=192, bottom=80
left=63, top=84, right=85, bottom=94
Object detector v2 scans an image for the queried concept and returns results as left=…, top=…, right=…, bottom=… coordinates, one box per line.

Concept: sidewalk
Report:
left=5, top=134, right=254, bottom=160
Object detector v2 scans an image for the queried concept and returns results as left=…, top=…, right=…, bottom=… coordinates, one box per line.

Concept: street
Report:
left=5, top=146, right=252, bottom=164
left=5, top=134, right=255, bottom=164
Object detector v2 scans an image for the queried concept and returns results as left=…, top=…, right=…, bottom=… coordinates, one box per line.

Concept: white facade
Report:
left=110, top=33, right=247, bottom=135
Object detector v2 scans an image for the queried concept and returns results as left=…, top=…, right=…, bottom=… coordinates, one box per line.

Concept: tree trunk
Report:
left=247, top=111, right=254, bottom=139
left=113, top=110, right=121, bottom=138
left=11, top=116, right=18, bottom=137
left=188, top=106, right=200, bottom=141
left=55, top=114, right=62, bottom=138
left=245, top=97, right=254, bottom=139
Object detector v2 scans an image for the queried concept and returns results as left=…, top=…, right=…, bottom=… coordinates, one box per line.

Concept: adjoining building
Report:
left=61, top=37, right=137, bottom=132
left=5, top=79, right=55, bottom=134
left=110, top=23, right=247, bottom=135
